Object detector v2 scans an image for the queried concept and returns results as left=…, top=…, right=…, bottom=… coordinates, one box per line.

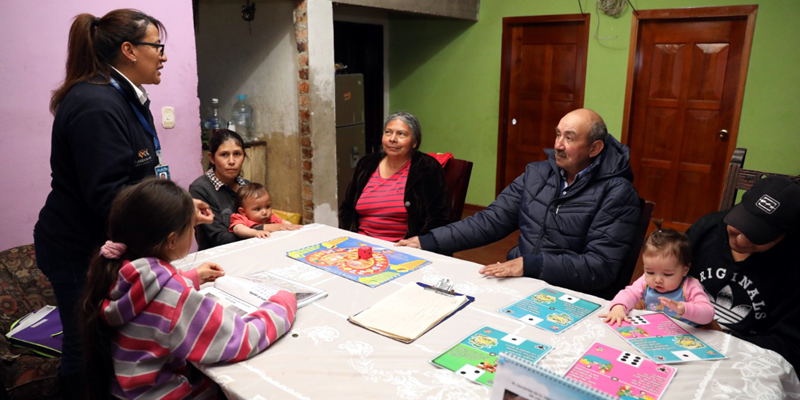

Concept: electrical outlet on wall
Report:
left=162, top=106, right=175, bottom=129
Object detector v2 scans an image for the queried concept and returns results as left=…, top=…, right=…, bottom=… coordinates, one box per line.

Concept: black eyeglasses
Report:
left=131, top=41, right=165, bottom=56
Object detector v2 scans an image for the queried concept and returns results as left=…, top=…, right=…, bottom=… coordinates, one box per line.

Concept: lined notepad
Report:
left=348, top=282, right=470, bottom=343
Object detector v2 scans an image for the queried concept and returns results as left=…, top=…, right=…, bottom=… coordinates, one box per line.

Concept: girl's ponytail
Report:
left=50, top=9, right=167, bottom=114
left=78, top=178, right=193, bottom=399
left=80, top=251, right=123, bottom=400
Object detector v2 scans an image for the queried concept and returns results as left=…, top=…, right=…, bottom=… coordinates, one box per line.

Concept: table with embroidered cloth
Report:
left=177, top=224, right=799, bottom=400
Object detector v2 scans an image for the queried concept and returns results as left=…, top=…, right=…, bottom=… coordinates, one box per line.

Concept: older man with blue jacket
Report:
left=399, top=109, right=641, bottom=299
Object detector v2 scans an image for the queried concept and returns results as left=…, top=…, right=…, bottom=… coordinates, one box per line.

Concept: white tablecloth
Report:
left=176, top=224, right=800, bottom=399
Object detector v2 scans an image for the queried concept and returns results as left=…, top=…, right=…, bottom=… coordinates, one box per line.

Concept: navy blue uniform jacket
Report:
left=35, top=72, right=159, bottom=259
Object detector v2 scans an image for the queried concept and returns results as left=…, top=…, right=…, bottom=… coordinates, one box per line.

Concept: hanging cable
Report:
left=594, top=0, right=619, bottom=40
left=578, top=0, right=585, bottom=15
left=626, top=0, right=639, bottom=16
left=596, top=0, right=626, bottom=17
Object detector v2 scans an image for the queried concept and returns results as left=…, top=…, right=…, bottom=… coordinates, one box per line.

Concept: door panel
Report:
left=625, top=7, right=756, bottom=232
left=497, top=15, right=589, bottom=194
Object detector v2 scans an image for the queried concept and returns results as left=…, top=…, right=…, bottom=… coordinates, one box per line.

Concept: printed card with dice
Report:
left=565, top=342, right=677, bottom=400
left=497, top=287, right=602, bottom=334
left=430, top=326, right=552, bottom=387
left=606, top=312, right=727, bottom=363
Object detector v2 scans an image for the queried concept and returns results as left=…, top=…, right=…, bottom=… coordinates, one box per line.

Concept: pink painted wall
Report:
left=0, top=1, right=202, bottom=250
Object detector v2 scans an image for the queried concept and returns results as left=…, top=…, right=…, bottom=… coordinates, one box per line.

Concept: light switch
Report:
left=162, top=106, right=175, bottom=129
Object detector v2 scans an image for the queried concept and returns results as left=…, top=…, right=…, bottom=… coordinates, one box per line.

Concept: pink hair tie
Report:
left=100, top=240, right=127, bottom=259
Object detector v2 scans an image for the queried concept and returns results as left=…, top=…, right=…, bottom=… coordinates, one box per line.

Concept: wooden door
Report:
left=622, top=6, right=757, bottom=231
left=496, top=15, right=589, bottom=194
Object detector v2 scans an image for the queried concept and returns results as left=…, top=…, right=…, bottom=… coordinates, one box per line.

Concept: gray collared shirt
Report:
left=558, top=160, right=598, bottom=198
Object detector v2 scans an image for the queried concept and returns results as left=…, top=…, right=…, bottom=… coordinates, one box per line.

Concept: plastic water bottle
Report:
left=201, top=98, right=227, bottom=147
left=231, top=94, right=255, bottom=142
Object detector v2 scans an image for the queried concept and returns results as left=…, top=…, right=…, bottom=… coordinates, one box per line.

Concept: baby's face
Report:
left=242, top=193, right=273, bottom=224
left=641, top=253, right=688, bottom=293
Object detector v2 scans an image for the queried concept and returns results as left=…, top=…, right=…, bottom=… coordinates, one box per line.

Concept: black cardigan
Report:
left=35, top=72, right=159, bottom=258
left=189, top=174, right=250, bottom=251
left=339, top=151, right=449, bottom=239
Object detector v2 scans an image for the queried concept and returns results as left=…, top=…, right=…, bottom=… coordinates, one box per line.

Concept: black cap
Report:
left=723, top=177, right=800, bottom=245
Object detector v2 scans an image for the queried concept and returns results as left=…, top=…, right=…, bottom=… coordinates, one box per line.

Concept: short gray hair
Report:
left=587, top=119, right=608, bottom=143
left=384, top=111, right=422, bottom=148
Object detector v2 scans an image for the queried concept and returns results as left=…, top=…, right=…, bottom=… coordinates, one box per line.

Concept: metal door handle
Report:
left=719, top=129, right=728, bottom=140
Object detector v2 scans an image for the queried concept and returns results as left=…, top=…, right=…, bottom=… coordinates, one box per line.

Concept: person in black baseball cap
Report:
left=723, top=176, right=800, bottom=247
left=687, top=176, right=800, bottom=372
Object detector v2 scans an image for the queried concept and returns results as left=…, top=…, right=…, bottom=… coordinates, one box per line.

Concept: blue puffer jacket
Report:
left=420, top=135, right=641, bottom=298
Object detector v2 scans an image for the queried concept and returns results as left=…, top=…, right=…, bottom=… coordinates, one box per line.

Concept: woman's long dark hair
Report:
left=50, top=9, right=166, bottom=114
left=79, top=178, right=194, bottom=400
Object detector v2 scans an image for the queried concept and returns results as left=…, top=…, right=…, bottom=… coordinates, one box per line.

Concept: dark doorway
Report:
left=333, top=21, right=384, bottom=154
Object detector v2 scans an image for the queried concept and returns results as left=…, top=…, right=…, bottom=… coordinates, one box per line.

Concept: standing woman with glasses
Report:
left=339, top=111, right=449, bottom=241
left=34, top=9, right=210, bottom=399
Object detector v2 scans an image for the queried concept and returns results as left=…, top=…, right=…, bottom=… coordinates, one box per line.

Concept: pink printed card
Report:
left=605, top=312, right=726, bottom=363
left=565, top=342, right=677, bottom=400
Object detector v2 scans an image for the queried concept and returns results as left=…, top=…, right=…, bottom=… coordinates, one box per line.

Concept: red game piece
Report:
left=358, top=246, right=372, bottom=260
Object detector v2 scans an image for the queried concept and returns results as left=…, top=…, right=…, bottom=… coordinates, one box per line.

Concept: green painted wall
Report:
left=389, top=0, right=800, bottom=206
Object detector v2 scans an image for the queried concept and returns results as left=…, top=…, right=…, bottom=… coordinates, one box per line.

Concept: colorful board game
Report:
left=286, top=237, right=431, bottom=287
left=605, top=312, right=726, bottom=363
left=498, top=287, right=601, bottom=333
left=431, top=326, right=552, bottom=387
left=565, top=342, right=677, bottom=400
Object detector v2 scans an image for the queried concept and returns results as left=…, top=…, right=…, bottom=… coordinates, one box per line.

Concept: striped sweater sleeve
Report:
left=169, top=288, right=297, bottom=363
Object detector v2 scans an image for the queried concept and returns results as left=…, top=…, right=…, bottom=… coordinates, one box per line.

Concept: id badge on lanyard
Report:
left=109, top=77, right=169, bottom=179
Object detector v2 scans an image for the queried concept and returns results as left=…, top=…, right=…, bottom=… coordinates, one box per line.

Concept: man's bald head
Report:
left=567, top=108, right=608, bottom=143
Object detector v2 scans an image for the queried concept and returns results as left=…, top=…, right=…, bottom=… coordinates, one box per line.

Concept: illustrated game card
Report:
left=565, top=342, right=677, bottom=400
left=498, top=287, right=602, bottom=333
left=605, top=312, right=727, bottom=363
left=431, top=326, right=552, bottom=387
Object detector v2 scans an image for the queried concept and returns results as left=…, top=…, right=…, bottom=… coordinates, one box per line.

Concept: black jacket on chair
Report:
left=339, top=150, right=449, bottom=240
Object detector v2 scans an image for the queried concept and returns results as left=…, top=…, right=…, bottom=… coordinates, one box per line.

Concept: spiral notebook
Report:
left=491, top=353, right=613, bottom=400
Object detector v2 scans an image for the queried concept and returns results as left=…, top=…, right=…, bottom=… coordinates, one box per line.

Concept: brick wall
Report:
left=294, top=0, right=314, bottom=223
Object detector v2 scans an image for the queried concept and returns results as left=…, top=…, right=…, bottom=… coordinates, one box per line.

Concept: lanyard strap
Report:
left=109, top=77, right=163, bottom=163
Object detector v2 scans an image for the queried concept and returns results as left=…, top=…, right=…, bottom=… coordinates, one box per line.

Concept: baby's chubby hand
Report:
left=599, top=304, right=630, bottom=326
left=658, top=297, right=686, bottom=315
left=196, top=262, right=225, bottom=284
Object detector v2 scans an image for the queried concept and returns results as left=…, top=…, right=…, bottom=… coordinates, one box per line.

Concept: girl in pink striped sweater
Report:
left=79, top=178, right=297, bottom=399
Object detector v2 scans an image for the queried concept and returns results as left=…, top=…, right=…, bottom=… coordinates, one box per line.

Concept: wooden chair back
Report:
left=443, top=158, right=474, bottom=224
left=719, top=148, right=800, bottom=211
